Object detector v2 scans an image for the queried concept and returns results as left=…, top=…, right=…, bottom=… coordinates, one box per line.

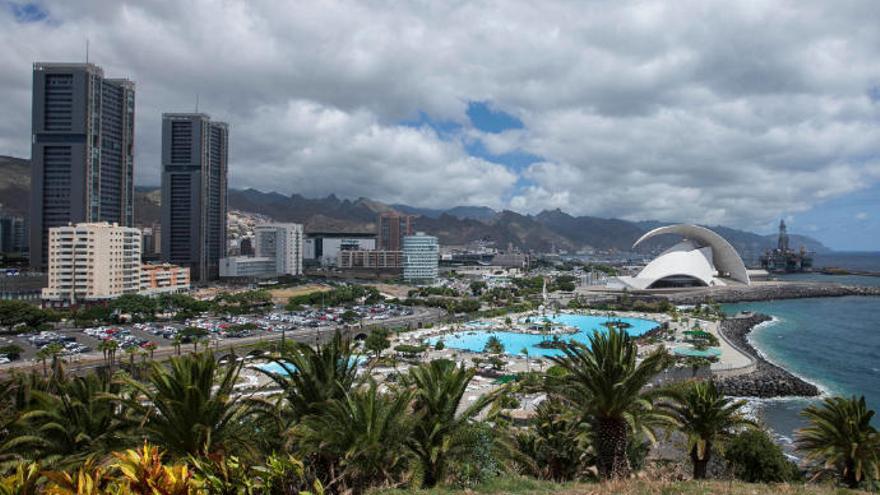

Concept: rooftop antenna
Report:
left=195, top=93, right=199, bottom=113
left=85, top=38, right=89, bottom=63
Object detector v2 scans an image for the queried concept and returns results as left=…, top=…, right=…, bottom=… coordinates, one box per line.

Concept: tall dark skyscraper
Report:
left=29, top=63, right=135, bottom=269
left=161, top=113, right=228, bottom=283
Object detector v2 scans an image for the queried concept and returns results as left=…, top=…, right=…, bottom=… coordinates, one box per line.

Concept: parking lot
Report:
left=1, top=303, right=425, bottom=365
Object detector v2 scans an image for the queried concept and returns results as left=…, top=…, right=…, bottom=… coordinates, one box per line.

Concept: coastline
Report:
left=716, top=313, right=821, bottom=398
left=665, top=282, right=880, bottom=305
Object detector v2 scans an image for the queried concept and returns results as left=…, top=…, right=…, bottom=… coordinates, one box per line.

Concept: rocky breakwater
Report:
left=669, top=282, right=880, bottom=305
left=716, top=314, right=820, bottom=398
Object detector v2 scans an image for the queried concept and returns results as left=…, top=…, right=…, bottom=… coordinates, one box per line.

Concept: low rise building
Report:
left=304, top=232, right=376, bottom=266
left=403, top=232, right=438, bottom=283
left=0, top=271, right=46, bottom=303
left=220, top=223, right=304, bottom=279
left=219, top=256, right=277, bottom=278
left=492, top=252, right=529, bottom=269
left=42, top=222, right=142, bottom=306
left=337, top=250, right=403, bottom=269
left=140, top=263, right=190, bottom=295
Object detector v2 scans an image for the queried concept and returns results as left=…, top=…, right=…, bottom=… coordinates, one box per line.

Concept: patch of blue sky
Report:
left=6, top=1, right=48, bottom=23
left=466, top=101, right=523, bottom=133
left=788, top=183, right=880, bottom=251
left=464, top=138, right=541, bottom=172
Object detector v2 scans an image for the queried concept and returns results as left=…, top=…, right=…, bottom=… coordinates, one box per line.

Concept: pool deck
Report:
left=232, top=310, right=758, bottom=417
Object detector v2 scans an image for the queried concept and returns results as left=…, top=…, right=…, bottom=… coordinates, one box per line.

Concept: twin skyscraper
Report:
left=29, top=62, right=228, bottom=283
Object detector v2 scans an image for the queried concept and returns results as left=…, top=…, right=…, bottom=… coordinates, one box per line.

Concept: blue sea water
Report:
left=723, top=271, right=880, bottom=447
left=813, top=251, right=880, bottom=272
left=427, top=314, right=659, bottom=357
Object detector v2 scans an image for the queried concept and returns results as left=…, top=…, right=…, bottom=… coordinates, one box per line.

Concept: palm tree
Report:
left=98, top=340, right=119, bottom=371
left=520, top=347, right=530, bottom=372
left=143, top=341, right=157, bottom=361
left=3, top=373, right=122, bottom=469
left=483, top=336, right=505, bottom=355
left=255, top=332, right=359, bottom=425
left=548, top=328, right=671, bottom=479
left=35, top=347, right=50, bottom=378
left=666, top=380, right=755, bottom=479
left=294, top=381, right=412, bottom=494
left=796, top=395, right=880, bottom=488
left=171, top=335, right=182, bottom=356
left=514, top=398, right=590, bottom=481
left=404, top=359, right=499, bottom=487
left=118, top=352, right=252, bottom=458
left=124, top=346, right=138, bottom=370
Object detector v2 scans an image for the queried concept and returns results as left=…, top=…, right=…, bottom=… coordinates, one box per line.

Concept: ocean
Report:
left=722, top=253, right=880, bottom=451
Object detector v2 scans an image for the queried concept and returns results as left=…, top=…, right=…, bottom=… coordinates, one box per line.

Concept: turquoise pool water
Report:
left=672, top=346, right=721, bottom=358
left=254, top=355, right=368, bottom=375
left=428, top=313, right=660, bottom=357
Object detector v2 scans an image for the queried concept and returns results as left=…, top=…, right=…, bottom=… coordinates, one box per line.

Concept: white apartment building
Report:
left=42, top=222, right=142, bottom=305
left=255, top=223, right=304, bottom=275
left=403, top=232, right=439, bottom=283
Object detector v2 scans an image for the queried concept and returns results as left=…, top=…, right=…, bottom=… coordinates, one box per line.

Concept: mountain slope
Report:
left=0, top=156, right=31, bottom=216
left=0, top=155, right=831, bottom=256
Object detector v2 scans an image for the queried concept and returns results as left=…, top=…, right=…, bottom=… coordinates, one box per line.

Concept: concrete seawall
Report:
left=716, top=314, right=820, bottom=398
left=666, top=282, right=880, bottom=305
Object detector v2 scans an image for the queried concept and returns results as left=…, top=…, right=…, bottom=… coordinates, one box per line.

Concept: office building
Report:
left=304, top=232, right=376, bottom=266
left=41, top=222, right=141, bottom=306
left=377, top=212, right=414, bottom=251
left=160, top=113, right=228, bottom=283
left=0, top=214, right=27, bottom=253
left=219, top=256, right=276, bottom=278
left=219, top=223, right=304, bottom=279
left=140, top=263, right=190, bottom=295
left=254, top=223, right=304, bottom=276
left=140, top=223, right=161, bottom=259
left=29, top=63, right=136, bottom=269
left=337, top=250, right=403, bottom=269
left=403, top=232, right=438, bottom=283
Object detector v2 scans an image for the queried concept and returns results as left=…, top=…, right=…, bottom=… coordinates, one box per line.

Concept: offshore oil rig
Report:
left=760, top=220, right=814, bottom=273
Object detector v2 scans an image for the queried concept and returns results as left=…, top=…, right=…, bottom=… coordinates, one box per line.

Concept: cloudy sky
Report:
left=2, top=1, right=879, bottom=250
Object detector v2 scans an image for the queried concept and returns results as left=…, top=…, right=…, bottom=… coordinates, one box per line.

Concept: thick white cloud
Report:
left=1, top=0, right=879, bottom=230
left=233, top=101, right=517, bottom=208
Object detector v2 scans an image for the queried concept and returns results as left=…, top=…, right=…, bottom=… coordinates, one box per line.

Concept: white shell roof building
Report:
left=614, top=224, right=751, bottom=290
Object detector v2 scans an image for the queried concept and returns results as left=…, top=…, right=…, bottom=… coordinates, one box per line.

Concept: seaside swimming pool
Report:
left=253, top=355, right=369, bottom=375
left=427, top=313, right=660, bottom=357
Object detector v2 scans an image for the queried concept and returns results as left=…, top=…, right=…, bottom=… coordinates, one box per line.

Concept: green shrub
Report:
left=448, top=422, right=501, bottom=488
left=723, top=428, right=802, bottom=483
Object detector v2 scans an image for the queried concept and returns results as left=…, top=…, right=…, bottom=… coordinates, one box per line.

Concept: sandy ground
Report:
left=268, top=284, right=332, bottom=304
left=370, top=283, right=416, bottom=299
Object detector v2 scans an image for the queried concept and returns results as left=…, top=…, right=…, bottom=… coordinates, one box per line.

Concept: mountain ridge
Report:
left=0, top=155, right=831, bottom=260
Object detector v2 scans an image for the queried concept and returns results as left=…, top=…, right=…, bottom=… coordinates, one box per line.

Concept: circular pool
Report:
left=428, top=313, right=660, bottom=357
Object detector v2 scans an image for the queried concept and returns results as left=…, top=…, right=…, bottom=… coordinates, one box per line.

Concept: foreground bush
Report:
left=724, top=429, right=801, bottom=483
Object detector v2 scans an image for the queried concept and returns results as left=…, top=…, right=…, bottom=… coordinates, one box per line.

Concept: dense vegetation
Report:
left=0, top=329, right=876, bottom=493
left=285, top=285, right=381, bottom=310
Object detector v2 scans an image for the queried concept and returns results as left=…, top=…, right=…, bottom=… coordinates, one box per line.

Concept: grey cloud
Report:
left=1, top=0, right=879, bottom=231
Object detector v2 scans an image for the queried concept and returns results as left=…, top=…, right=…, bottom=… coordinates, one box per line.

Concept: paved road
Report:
left=0, top=306, right=445, bottom=377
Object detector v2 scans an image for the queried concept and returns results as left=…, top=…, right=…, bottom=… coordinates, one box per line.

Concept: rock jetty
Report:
left=667, top=282, right=880, bottom=305
left=716, top=314, right=820, bottom=398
